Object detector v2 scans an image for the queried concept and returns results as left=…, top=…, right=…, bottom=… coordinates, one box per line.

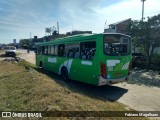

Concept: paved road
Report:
left=2, top=49, right=160, bottom=112
left=115, top=83, right=160, bottom=111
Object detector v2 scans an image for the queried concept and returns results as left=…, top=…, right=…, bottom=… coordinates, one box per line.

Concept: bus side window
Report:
left=80, top=41, right=96, bottom=60
left=44, top=46, right=48, bottom=55
left=55, top=45, right=58, bottom=56
left=74, top=48, right=80, bottom=59
left=51, top=45, right=55, bottom=56
left=68, top=49, right=74, bottom=58
left=58, top=44, right=65, bottom=57
left=48, top=46, right=51, bottom=55
left=67, top=43, right=80, bottom=59
left=42, top=46, right=45, bottom=55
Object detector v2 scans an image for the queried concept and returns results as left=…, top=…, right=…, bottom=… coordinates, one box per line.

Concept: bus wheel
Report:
left=61, top=67, right=69, bottom=81
left=39, top=62, right=43, bottom=69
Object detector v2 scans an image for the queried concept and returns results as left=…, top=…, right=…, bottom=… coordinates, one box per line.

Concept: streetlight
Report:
left=141, top=0, right=146, bottom=23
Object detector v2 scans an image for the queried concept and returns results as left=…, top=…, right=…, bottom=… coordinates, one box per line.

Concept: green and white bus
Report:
left=36, top=33, right=132, bottom=86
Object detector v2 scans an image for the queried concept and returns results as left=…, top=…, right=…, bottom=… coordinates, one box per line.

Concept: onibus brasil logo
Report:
left=2, top=112, right=42, bottom=118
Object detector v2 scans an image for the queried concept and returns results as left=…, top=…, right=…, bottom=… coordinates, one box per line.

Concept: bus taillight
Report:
left=100, top=62, right=106, bottom=78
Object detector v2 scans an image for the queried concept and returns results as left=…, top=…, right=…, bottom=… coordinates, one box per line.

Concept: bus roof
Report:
left=36, top=33, right=130, bottom=46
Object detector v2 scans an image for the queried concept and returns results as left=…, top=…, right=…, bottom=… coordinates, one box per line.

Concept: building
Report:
left=31, top=31, right=92, bottom=49
left=66, top=30, right=92, bottom=36
left=0, top=44, right=4, bottom=49
left=104, top=18, right=131, bottom=35
left=30, top=34, right=68, bottom=49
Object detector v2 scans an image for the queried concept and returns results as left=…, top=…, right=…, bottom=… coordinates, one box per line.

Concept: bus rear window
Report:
left=104, top=35, right=131, bottom=56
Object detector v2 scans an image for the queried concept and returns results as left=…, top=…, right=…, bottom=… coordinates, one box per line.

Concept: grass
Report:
left=0, top=61, right=148, bottom=120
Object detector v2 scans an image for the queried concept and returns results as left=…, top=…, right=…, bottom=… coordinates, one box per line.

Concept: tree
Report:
left=19, top=39, right=31, bottom=49
left=131, top=14, right=160, bottom=64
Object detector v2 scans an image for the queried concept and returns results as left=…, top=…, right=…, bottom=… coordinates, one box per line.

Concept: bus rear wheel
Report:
left=61, top=68, right=69, bottom=81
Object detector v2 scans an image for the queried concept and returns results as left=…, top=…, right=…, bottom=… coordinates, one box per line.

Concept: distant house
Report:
left=104, top=18, right=131, bottom=35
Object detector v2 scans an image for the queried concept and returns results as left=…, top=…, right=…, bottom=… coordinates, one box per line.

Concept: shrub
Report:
left=152, top=54, right=160, bottom=65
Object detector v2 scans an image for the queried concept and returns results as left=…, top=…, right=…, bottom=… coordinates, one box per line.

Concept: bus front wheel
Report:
left=61, top=68, right=69, bottom=81
left=39, top=62, right=43, bottom=69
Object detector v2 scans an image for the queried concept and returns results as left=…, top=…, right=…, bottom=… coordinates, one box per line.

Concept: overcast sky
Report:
left=0, top=0, right=160, bottom=44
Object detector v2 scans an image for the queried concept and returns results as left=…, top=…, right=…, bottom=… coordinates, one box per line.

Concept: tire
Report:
left=12, top=53, right=16, bottom=57
left=39, top=62, right=43, bottom=69
left=61, top=68, right=69, bottom=81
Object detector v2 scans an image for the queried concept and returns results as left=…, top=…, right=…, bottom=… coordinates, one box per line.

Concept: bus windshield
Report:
left=104, top=34, right=131, bottom=56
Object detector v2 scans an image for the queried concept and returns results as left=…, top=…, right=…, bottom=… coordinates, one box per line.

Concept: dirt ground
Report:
left=1, top=49, right=160, bottom=113
left=116, top=68, right=160, bottom=111
left=0, top=49, right=35, bottom=64
left=17, top=49, right=35, bottom=64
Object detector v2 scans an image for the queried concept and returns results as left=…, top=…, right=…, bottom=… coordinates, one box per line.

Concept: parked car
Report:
left=5, top=46, right=17, bottom=57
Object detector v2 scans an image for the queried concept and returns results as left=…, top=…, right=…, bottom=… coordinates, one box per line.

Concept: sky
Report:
left=0, top=0, right=160, bottom=44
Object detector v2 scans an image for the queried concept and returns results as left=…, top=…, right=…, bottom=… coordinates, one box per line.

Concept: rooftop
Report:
left=109, top=18, right=131, bottom=26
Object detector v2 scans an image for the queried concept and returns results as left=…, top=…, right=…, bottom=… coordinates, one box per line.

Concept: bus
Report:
left=36, top=33, right=132, bottom=86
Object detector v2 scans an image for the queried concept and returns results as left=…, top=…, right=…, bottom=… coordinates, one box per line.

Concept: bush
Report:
left=152, top=54, right=160, bottom=65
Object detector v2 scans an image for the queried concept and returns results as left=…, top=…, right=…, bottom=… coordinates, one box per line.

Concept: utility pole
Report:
left=57, top=22, right=59, bottom=34
left=141, top=0, right=146, bottom=23
left=28, top=32, right=31, bottom=51
left=30, top=32, right=31, bottom=41
left=104, top=20, right=107, bottom=33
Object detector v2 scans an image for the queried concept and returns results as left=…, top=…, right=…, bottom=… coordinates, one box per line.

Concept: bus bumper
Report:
left=98, top=76, right=129, bottom=86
